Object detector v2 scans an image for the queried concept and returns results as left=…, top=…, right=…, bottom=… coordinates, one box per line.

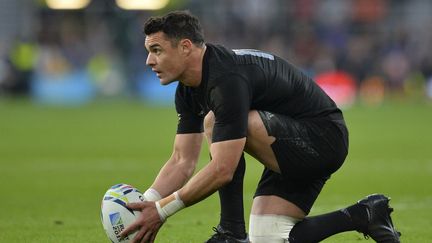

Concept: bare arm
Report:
left=159, top=137, right=246, bottom=207
left=149, top=133, right=203, bottom=197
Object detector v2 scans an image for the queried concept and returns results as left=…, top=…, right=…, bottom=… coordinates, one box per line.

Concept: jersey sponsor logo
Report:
left=233, top=49, right=274, bottom=60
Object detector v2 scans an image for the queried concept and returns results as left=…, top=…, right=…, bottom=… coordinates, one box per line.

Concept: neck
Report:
left=179, top=44, right=207, bottom=87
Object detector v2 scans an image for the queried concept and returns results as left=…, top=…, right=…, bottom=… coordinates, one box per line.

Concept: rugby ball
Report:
left=101, top=184, right=145, bottom=242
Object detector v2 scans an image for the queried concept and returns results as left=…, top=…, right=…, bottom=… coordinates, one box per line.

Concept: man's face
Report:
left=145, top=32, right=185, bottom=85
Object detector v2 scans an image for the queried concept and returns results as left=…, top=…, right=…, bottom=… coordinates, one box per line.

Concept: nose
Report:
left=146, top=53, right=156, bottom=67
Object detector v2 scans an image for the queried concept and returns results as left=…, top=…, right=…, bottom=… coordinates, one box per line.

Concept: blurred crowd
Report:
left=1, top=0, right=431, bottom=105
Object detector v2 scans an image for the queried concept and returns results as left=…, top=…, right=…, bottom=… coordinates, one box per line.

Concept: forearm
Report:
left=150, top=156, right=197, bottom=197
left=158, top=138, right=245, bottom=211
left=156, top=159, right=232, bottom=221
left=178, top=158, right=232, bottom=206
left=152, top=138, right=245, bottom=224
left=148, top=133, right=203, bottom=197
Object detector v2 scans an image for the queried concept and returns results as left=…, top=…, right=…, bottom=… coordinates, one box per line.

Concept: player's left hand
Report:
left=120, top=201, right=163, bottom=243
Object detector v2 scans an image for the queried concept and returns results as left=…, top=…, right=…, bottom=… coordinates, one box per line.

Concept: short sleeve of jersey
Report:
left=175, top=85, right=204, bottom=134
left=210, top=75, right=251, bottom=142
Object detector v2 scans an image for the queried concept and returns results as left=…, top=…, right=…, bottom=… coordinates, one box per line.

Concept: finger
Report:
left=119, top=221, right=139, bottom=239
left=141, top=230, right=153, bottom=243
left=149, top=225, right=161, bottom=243
left=126, top=202, right=145, bottom=210
left=149, top=231, right=157, bottom=243
left=140, top=234, right=147, bottom=243
left=132, top=227, right=146, bottom=243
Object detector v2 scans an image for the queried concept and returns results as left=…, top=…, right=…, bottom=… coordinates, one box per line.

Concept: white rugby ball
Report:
left=101, top=184, right=144, bottom=243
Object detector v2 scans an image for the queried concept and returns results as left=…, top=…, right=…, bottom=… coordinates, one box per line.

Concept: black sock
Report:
left=288, top=203, right=368, bottom=243
left=218, top=153, right=246, bottom=239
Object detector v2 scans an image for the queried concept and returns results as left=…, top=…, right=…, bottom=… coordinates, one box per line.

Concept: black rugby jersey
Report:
left=175, top=43, right=343, bottom=143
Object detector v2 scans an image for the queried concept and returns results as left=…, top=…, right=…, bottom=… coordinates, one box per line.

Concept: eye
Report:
left=153, top=48, right=162, bottom=55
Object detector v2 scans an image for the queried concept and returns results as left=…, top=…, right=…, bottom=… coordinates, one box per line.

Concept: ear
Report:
left=179, top=39, right=193, bottom=56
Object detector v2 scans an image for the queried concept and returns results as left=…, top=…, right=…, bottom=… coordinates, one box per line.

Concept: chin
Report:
left=160, top=78, right=177, bottom=86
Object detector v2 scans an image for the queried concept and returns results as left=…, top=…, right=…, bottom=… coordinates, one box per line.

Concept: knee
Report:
left=204, top=111, right=215, bottom=140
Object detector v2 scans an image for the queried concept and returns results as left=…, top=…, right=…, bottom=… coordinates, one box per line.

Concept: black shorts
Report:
left=254, top=111, right=349, bottom=214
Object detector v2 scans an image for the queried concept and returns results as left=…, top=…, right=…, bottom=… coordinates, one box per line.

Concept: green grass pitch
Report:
left=0, top=99, right=431, bottom=242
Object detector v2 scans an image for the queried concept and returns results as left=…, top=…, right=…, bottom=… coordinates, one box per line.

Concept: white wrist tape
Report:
left=143, top=188, right=162, bottom=201
left=155, top=191, right=185, bottom=221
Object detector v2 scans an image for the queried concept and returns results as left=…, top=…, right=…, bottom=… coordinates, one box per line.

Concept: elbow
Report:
left=219, top=174, right=233, bottom=187
left=215, top=163, right=235, bottom=187
left=184, top=162, right=196, bottom=179
left=171, top=151, right=198, bottom=180
left=177, top=158, right=197, bottom=179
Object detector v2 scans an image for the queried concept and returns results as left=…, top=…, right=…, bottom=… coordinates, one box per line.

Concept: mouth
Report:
left=152, top=68, right=160, bottom=73
left=152, top=69, right=162, bottom=78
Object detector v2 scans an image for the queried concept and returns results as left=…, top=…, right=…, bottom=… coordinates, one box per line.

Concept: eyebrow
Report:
left=149, top=44, right=161, bottom=50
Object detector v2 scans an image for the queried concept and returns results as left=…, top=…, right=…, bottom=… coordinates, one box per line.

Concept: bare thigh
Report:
left=204, top=111, right=215, bottom=145
left=245, top=111, right=306, bottom=218
left=244, top=110, right=280, bottom=173
left=204, top=110, right=279, bottom=171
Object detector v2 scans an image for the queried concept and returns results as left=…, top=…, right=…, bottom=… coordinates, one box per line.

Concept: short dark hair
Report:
left=144, top=10, right=205, bottom=46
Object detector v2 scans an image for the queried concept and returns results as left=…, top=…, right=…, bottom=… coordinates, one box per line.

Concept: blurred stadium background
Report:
left=1, top=0, right=431, bottom=242
left=1, top=0, right=432, bottom=104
